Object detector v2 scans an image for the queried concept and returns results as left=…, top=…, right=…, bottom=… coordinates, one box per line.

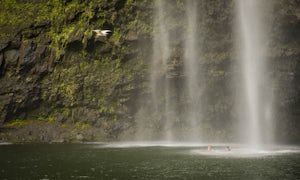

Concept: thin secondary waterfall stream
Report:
left=151, top=0, right=172, bottom=140
left=145, top=0, right=203, bottom=141
left=184, top=0, right=202, bottom=141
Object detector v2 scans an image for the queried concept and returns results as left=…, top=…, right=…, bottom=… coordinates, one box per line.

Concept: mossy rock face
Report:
left=0, top=0, right=152, bottom=140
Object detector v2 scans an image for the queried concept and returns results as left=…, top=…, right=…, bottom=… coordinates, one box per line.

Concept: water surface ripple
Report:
left=0, top=143, right=299, bottom=179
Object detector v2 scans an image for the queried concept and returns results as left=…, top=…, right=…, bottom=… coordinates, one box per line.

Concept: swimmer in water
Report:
left=225, top=146, right=231, bottom=151
left=208, top=145, right=213, bottom=151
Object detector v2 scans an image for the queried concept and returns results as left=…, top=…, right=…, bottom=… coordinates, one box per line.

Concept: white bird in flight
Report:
left=92, top=29, right=112, bottom=37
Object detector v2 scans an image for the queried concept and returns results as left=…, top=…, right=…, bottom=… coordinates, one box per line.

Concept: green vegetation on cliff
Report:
left=0, top=0, right=152, bottom=142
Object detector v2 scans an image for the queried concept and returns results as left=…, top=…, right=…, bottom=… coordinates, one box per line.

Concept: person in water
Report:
left=208, top=145, right=231, bottom=151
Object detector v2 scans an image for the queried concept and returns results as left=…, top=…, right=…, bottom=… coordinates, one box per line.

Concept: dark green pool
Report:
left=0, top=143, right=299, bottom=179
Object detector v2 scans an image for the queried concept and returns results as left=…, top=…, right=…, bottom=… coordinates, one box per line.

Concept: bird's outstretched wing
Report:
left=101, top=30, right=112, bottom=33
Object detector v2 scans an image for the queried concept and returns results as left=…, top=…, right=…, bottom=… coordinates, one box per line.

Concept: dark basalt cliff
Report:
left=0, top=0, right=152, bottom=142
left=0, top=0, right=299, bottom=143
left=268, top=0, right=300, bottom=143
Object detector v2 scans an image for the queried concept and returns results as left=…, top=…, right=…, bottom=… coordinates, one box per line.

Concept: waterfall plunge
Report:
left=184, top=0, right=202, bottom=141
left=139, top=0, right=202, bottom=142
left=151, top=0, right=173, bottom=140
left=236, top=0, right=274, bottom=148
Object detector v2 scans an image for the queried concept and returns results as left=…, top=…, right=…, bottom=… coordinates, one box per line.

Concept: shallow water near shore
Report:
left=0, top=142, right=299, bottom=179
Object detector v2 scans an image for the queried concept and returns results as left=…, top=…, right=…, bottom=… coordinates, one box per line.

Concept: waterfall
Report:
left=136, top=0, right=275, bottom=145
left=236, top=0, right=274, bottom=148
left=150, top=0, right=173, bottom=141
left=183, top=0, right=202, bottom=141
left=135, top=0, right=203, bottom=142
